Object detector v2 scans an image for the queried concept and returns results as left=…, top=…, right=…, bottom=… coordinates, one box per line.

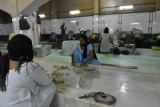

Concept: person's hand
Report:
left=80, top=62, right=88, bottom=67
left=71, top=62, right=75, bottom=66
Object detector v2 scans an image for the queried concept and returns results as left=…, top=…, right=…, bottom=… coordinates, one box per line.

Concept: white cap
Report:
left=109, top=29, right=114, bottom=34
left=79, top=28, right=84, bottom=31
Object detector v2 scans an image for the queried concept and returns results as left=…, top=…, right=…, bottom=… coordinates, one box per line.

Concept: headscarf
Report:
left=104, top=27, right=109, bottom=33
left=7, top=34, right=34, bottom=72
left=80, top=34, right=98, bottom=59
left=0, top=54, right=9, bottom=91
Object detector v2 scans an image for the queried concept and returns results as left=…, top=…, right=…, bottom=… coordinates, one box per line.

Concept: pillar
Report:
left=12, top=11, right=40, bottom=46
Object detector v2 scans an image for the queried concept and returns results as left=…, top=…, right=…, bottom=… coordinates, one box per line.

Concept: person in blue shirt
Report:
left=71, top=34, right=101, bottom=66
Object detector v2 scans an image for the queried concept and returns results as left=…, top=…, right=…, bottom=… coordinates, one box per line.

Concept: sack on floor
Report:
left=121, top=50, right=130, bottom=55
left=133, top=51, right=140, bottom=55
left=112, top=47, right=120, bottom=55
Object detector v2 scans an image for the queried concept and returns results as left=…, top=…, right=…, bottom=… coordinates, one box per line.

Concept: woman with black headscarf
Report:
left=71, top=34, right=101, bottom=66
left=0, top=34, right=55, bottom=107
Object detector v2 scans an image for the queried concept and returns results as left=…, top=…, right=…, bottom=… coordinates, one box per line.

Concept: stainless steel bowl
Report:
left=120, top=34, right=127, bottom=41
left=34, top=45, right=52, bottom=57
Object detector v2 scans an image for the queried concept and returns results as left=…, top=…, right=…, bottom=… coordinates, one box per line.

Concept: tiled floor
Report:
left=40, top=49, right=160, bottom=74
left=34, top=50, right=160, bottom=107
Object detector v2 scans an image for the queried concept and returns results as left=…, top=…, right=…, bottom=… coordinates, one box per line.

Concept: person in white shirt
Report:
left=109, top=29, right=119, bottom=47
left=99, top=27, right=112, bottom=53
left=0, top=34, right=55, bottom=107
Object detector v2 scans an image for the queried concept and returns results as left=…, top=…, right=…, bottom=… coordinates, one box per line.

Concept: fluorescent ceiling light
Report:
left=131, top=22, right=139, bottom=25
left=96, top=18, right=99, bottom=20
left=70, top=20, right=77, bottom=23
left=70, top=10, right=80, bottom=15
left=12, top=18, right=17, bottom=21
left=39, top=14, right=46, bottom=18
left=119, top=5, right=133, bottom=10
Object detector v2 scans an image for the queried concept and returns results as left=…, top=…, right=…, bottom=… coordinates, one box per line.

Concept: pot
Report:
left=135, top=34, right=144, bottom=40
left=156, top=35, right=160, bottom=41
left=120, top=34, right=127, bottom=41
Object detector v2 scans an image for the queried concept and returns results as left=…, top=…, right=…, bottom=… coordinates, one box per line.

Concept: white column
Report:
left=92, top=15, right=100, bottom=33
left=12, top=16, right=20, bottom=35
left=51, top=19, right=56, bottom=33
left=12, top=11, right=40, bottom=46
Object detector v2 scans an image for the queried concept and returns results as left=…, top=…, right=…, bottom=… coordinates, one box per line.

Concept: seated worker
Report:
left=109, top=30, right=119, bottom=48
left=100, top=27, right=118, bottom=53
left=99, top=27, right=110, bottom=53
left=0, top=34, right=55, bottom=107
left=67, top=30, right=74, bottom=40
left=50, top=32, right=57, bottom=42
left=123, top=31, right=136, bottom=53
left=71, top=34, right=101, bottom=66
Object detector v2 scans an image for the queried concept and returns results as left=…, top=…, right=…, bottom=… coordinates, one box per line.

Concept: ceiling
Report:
left=0, top=10, right=12, bottom=24
left=0, top=0, right=159, bottom=23
left=38, top=0, right=159, bottom=19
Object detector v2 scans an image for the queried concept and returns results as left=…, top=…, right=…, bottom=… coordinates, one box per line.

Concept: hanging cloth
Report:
left=19, top=16, right=30, bottom=30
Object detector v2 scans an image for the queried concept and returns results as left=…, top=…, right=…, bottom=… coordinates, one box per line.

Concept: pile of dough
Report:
left=74, top=63, right=81, bottom=67
left=53, top=65, right=70, bottom=71
left=53, top=77, right=64, bottom=84
left=83, top=66, right=95, bottom=71
left=53, top=72, right=64, bottom=77
left=52, top=72, right=64, bottom=84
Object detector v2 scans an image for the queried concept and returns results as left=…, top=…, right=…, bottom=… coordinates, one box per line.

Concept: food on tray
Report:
left=53, top=77, right=64, bottom=83
left=53, top=72, right=64, bottom=77
left=66, top=73, right=69, bottom=75
left=83, top=66, right=95, bottom=71
left=52, top=72, right=64, bottom=84
left=74, top=63, right=81, bottom=67
left=53, top=65, right=70, bottom=70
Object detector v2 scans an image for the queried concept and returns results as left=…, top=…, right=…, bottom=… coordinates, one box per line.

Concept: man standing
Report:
left=60, top=23, right=67, bottom=35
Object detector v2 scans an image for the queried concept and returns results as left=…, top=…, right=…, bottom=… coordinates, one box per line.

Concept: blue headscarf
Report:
left=80, top=34, right=98, bottom=59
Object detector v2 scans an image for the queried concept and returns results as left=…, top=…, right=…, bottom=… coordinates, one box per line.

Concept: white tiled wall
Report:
left=103, top=14, right=119, bottom=33
left=41, top=16, right=93, bottom=34
left=153, top=11, right=160, bottom=34
left=0, top=23, right=13, bottom=35
left=56, top=16, right=93, bottom=34
left=41, top=11, right=160, bottom=34
left=122, top=13, right=149, bottom=33
left=41, top=19, right=52, bottom=34
left=0, top=11, right=160, bottom=36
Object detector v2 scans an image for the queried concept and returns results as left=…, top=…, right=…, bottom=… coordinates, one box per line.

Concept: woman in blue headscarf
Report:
left=71, top=34, right=101, bottom=66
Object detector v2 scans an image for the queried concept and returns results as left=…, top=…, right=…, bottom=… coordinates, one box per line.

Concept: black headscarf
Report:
left=0, top=34, right=33, bottom=92
left=0, top=54, right=9, bottom=91
left=104, top=27, right=109, bottom=33
left=80, top=34, right=98, bottom=59
left=7, top=34, right=34, bottom=72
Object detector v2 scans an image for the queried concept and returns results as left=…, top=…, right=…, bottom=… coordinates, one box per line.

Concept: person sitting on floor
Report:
left=71, top=34, right=101, bottom=66
left=0, top=34, right=56, bottom=107
left=50, top=32, right=57, bottom=42
left=123, top=31, right=136, bottom=54
left=99, top=27, right=115, bottom=53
